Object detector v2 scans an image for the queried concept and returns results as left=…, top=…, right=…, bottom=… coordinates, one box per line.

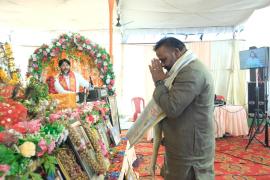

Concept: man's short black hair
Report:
left=58, top=59, right=70, bottom=67
left=154, top=37, right=186, bottom=51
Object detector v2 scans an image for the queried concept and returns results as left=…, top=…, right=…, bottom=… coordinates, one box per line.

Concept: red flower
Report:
left=26, top=72, right=31, bottom=78
left=97, top=63, right=102, bottom=69
left=86, top=115, right=95, bottom=124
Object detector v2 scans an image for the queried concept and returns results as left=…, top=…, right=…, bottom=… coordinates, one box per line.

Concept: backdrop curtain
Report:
left=116, top=40, right=247, bottom=116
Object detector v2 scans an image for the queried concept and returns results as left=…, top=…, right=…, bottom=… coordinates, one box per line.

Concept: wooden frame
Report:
left=107, top=96, right=121, bottom=145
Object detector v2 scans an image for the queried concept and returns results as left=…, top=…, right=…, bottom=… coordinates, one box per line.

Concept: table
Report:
left=214, top=105, right=249, bottom=138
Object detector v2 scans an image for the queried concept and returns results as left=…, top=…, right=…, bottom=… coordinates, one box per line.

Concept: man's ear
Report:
left=174, top=48, right=181, bottom=58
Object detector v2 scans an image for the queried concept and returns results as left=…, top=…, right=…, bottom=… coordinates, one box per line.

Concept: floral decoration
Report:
left=0, top=119, right=66, bottom=179
left=28, top=32, right=115, bottom=95
left=0, top=97, right=27, bottom=128
left=0, top=43, right=20, bottom=85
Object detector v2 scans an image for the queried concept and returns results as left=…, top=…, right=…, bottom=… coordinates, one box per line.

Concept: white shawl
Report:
left=126, top=50, right=197, bottom=147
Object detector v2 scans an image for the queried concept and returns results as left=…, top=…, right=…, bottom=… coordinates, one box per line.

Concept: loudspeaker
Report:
left=248, top=82, right=266, bottom=114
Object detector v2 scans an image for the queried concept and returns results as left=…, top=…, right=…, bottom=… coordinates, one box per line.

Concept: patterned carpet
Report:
left=133, top=133, right=270, bottom=180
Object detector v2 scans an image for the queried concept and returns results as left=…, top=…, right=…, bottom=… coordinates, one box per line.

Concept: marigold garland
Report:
left=0, top=43, right=20, bottom=85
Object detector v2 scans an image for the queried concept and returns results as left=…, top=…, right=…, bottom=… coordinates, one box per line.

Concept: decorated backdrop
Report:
left=27, top=33, right=115, bottom=95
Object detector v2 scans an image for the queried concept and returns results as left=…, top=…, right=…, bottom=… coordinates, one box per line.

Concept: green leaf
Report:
left=29, top=172, right=43, bottom=180
left=41, top=154, right=57, bottom=175
left=0, top=126, right=4, bottom=132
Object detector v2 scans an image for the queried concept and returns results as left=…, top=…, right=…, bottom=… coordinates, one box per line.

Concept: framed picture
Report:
left=107, top=96, right=121, bottom=134
left=96, top=122, right=111, bottom=150
left=107, top=120, right=121, bottom=145
left=107, top=96, right=121, bottom=146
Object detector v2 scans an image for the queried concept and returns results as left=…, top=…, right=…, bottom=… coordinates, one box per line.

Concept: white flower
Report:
left=56, top=42, right=61, bottom=46
left=103, top=62, right=108, bottom=66
left=32, top=54, right=36, bottom=58
left=107, top=75, right=111, bottom=79
left=106, top=78, right=110, bottom=84
left=97, top=53, right=101, bottom=57
left=19, top=142, right=36, bottom=158
left=46, top=48, right=50, bottom=52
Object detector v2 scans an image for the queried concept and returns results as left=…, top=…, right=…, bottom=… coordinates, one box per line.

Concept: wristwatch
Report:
left=155, top=80, right=164, bottom=87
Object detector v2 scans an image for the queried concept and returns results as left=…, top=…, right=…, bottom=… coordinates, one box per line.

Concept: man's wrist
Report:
left=155, top=80, right=164, bottom=87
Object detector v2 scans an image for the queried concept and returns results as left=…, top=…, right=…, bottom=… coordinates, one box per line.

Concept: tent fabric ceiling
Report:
left=0, top=0, right=269, bottom=31
left=0, top=0, right=110, bottom=31
left=119, top=0, right=270, bottom=29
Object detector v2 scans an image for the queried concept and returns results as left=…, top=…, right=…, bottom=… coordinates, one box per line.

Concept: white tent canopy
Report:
left=0, top=0, right=269, bottom=31
left=119, top=0, right=270, bottom=29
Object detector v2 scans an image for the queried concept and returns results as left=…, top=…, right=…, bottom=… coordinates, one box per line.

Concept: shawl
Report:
left=126, top=50, right=197, bottom=147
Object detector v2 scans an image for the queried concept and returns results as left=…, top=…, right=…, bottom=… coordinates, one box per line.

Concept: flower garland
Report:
left=28, top=33, right=115, bottom=95
left=0, top=43, right=20, bottom=85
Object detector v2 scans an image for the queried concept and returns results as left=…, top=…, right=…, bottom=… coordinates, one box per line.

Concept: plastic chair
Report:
left=131, top=97, right=145, bottom=121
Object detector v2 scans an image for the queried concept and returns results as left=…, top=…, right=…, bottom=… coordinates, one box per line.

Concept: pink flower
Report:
left=25, top=120, right=41, bottom=134
left=49, top=114, right=61, bottom=122
left=59, top=38, right=65, bottom=44
left=37, top=139, right=48, bottom=157
left=99, top=140, right=108, bottom=157
left=0, top=164, right=10, bottom=172
left=47, top=140, right=56, bottom=154
left=110, top=79, right=115, bottom=85
left=108, top=85, right=112, bottom=90
left=100, top=108, right=106, bottom=117
left=101, top=54, right=107, bottom=60
left=85, top=39, right=90, bottom=44
left=103, top=66, right=108, bottom=72
left=43, top=51, right=47, bottom=56
left=90, top=51, right=95, bottom=56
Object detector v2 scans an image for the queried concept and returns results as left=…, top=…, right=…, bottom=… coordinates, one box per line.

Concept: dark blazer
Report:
left=153, top=59, right=215, bottom=180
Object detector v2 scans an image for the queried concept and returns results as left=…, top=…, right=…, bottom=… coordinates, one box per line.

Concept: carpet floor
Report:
left=133, top=133, right=270, bottom=180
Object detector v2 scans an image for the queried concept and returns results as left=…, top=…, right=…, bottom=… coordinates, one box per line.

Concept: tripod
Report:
left=245, top=69, right=269, bottom=150
left=245, top=110, right=269, bottom=150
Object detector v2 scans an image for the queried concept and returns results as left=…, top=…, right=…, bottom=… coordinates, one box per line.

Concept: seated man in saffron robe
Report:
left=54, top=59, right=90, bottom=93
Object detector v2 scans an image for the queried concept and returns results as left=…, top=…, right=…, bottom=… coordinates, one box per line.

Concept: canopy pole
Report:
left=108, top=0, right=115, bottom=63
